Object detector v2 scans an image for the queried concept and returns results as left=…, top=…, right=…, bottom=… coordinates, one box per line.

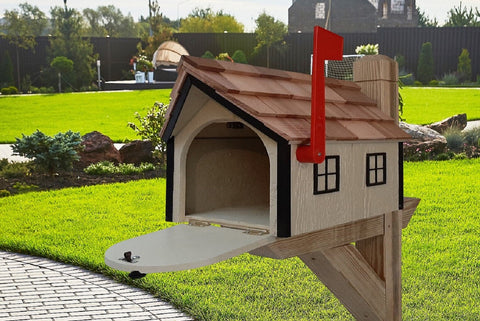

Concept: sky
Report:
left=1, top=0, right=479, bottom=32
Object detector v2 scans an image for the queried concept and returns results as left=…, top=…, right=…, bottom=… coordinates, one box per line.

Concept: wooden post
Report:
left=353, top=55, right=399, bottom=124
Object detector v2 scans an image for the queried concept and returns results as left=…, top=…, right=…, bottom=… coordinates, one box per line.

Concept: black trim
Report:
left=165, top=137, right=175, bottom=222
left=398, top=142, right=404, bottom=210
left=314, top=156, right=340, bottom=195
left=161, top=77, right=192, bottom=142
left=366, top=152, right=387, bottom=187
left=277, top=141, right=291, bottom=237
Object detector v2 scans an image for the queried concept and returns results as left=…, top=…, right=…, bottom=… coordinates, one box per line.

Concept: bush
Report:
left=417, top=42, right=434, bottom=85
left=414, top=81, right=423, bottom=86
left=12, top=130, right=83, bottom=174
left=443, top=127, right=464, bottom=152
left=0, top=162, right=31, bottom=178
left=12, top=182, right=39, bottom=194
left=84, top=161, right=156, bottom=175
left=1, top=86, right=18, bottom=95
left=441, top=73, right=459, bottom=86
left=232, top=50, right=248, bottom=64
left=128, top=102, right=168, bottom=165
left=0, top=190, right=10, bottom=198
left=429, top=79, right=439, bottom=86
left=457, top=48, right=472, bottom=83
left=399, top=72, right=415, bottom=86
left=201, top=51, right=215, bottom=59
left=355, top=44, right=379, bottom=55
left=463, top=127, right=480, bottom=147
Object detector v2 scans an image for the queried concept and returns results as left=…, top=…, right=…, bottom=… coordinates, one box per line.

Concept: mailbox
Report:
left=105, top=27, right=419, bottom=321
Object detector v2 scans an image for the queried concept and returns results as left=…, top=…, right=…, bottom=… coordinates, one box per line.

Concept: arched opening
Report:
left=185, top=122, right=270, bottom=228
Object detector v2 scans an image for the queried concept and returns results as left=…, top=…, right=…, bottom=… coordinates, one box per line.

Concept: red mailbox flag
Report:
left=296, top=27, right=343, bottom=164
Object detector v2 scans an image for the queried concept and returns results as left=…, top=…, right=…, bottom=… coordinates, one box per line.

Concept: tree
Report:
left=457, top=48, right=472, bottom=83
left=0, top=51, right=15, bottom=88
left=49, top=3, right=96, bottom=90
left=0, top=3, right=47, bottom=88
left=83, top=6, right=137, bottom=37
left=416, top=42, right=434, bottom=84
left=179, top=7, right=244, bottom=33
left=254, top=12, right=287, bottom=68
left=445, top=2, right=480, bottom=27
left=51, top=56, right=73, bottom=92
left=416, top=7, right=439, bottom=27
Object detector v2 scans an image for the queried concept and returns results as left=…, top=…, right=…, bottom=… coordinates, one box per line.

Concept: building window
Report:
left=314, top=156, right=340, bottom=194
left=366, top=153, right=386, bottom=186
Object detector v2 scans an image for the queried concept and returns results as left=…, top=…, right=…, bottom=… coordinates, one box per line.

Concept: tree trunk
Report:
left=15, top=47, right=21, bottom=89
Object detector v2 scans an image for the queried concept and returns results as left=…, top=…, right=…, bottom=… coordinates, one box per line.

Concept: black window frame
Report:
left=314, top=155, right=340, bottom=195
left=366, top=152, right=387, bottom=186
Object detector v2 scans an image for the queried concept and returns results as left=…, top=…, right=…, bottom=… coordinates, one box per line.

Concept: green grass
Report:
left=401, top=87, right=480, bottom=125
left=1, top=159, right=480, bottom=320
left=0, top=90, right=171, bottom=143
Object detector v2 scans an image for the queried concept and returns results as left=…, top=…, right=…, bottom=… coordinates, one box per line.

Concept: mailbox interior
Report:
left=185, top=122, right=271, bottom=230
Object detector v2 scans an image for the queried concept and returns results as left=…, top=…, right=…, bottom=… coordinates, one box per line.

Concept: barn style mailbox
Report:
left=106, top=27, right=420, bottom=321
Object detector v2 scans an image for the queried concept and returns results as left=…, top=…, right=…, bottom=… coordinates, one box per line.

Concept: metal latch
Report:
left=189, top=219, right=211, bottom=227
left=121, top=251, right=140, bottom=263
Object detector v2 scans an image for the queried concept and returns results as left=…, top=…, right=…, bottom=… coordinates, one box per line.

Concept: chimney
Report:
left=353, top=55, right=399, bottom=124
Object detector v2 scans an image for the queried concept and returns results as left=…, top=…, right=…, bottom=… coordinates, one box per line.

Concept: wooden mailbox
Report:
left=105, top=27, right=420, bottom=320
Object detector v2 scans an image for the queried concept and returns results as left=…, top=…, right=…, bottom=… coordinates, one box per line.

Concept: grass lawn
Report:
left=401, top=87, right=480, bottom=125
left=0, top=90, right=171, bottom=143
left=1, top=159, right=479, bottom=320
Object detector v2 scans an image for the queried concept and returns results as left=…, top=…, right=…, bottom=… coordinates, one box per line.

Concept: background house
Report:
left=288, top=0, right=418, bottom=33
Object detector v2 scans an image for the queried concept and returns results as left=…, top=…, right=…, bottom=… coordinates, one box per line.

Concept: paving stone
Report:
left=0, top=251, right=194, bottom=321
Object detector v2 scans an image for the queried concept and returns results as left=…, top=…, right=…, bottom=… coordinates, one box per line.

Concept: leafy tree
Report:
left=0, top=3, right=47, bottom=88
left=416, top=7, right=439, bottom=27
left=51, top=56, right=74, bottom=92
left=0, top=51, right=15, bottom=88
left=254, top=12, right=287, bottom=68
left=179, top=7, right=244, bottom=33
left=416, top=42, right=435, bottom=85
left=457, top=48, right=472, bottom=82
left=83, top=6, right=137, bottom=37
left=445, top=2, right=480, bottom=27
left=49, top=3, right=96, bottom=90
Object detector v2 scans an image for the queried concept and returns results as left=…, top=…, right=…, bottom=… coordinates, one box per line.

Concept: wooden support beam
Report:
left=384, top=211, right=402, bottom=321
left=299, top=245, right=386, bottom=321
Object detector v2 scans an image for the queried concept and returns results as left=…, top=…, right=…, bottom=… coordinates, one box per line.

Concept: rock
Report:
left=77, top=131, right=121, bottom=168
left=119, top=140, right=154, bottom=165
left=400, top=122, right=447, bottom=157
left=427, top=113, right=467, bottom=133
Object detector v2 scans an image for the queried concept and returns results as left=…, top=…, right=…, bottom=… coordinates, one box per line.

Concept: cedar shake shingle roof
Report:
left=164, top=56, right=410, bottom=144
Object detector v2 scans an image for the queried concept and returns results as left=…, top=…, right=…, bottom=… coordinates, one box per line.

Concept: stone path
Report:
left=0, top=251, right=194, bottom=321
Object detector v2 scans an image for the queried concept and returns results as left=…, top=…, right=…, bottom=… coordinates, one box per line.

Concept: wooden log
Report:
left=299, top=244, right=386, bottom=321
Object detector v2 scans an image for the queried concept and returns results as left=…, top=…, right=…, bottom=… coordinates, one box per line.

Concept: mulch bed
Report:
left=0, top=167, right=165, bottom=195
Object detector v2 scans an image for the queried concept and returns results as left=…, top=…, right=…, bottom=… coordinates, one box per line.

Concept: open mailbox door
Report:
left=105, top=224, right=276, bottom=274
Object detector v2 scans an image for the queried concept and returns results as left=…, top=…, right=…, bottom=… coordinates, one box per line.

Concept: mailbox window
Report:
left=314, top=156, right=340, bottom=195
left=366, top=153, right=386, bottom=186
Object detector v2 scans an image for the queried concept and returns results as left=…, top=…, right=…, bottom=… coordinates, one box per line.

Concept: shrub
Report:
left=457, top=48, right=472, bottom=83
left=12, top=130, right=83, bottom=174
left=128, top=102, right=168, bottom=165
left=443, top=127, right=464, bottom=152
left=0, top=190, right=10, bottom=198
left=414, top=81, right=423, bottom=86
left=399, top=72, right=415, bottom=86
left=429, top=79, right=439, bottom=86
left=84, top=161, right=156, bottom=175
left=0, top=162, right=31, bottom=178
left=441, top=73, right=459, bottom=86
left=0, top=158, right=8, bottom=171
left=1, top=86, right=18, bottom=95
left=232, top=50, right=248, bottom=64
left=416, top=42, right=434, bottom=85
left=463, top=127, right=480, bottom=147
left=435, top=153, right=453, bottom=161
left=201, top=51, right=215, bottom=59
left=395, top=54, right=406, bottom=72
left=12, top=182, right=39, bottom=194
left=355, top=44, right=379, bottom=55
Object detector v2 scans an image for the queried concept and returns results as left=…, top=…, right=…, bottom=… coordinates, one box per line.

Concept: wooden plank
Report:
left=355, top=235, right=385, bottom=281
left=299, top=245, right=386, bottom=321
left=250, top=214, right=385, bottom=259
left=384, top=211, right=402, bottom=321
left=402, top=197, right=421, bottom=229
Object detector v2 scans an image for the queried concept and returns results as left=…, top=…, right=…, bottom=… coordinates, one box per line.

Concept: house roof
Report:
left=164, top=56, right=410, bottom=144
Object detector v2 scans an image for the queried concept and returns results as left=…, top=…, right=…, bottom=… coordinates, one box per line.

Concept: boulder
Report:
left=400, top=122, right=447, bottom=157
left=77, top=131, right=121, bottom=168
left=427, top=113, right=467, bottom=133
left=119, top=140, right=154, bottom=165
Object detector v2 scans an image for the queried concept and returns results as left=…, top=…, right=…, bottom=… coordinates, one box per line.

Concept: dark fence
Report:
left=1, top=27, right=479, bottom=87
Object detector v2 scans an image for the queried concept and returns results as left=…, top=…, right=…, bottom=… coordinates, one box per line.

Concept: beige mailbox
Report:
left=106, top=28, right=420, bottom=321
